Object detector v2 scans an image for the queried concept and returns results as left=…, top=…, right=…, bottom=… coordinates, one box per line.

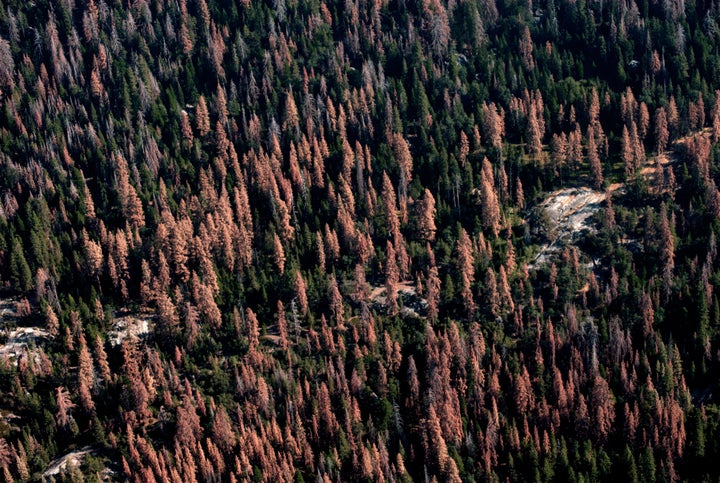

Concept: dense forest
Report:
left=3, top=0, right=720, bottom=480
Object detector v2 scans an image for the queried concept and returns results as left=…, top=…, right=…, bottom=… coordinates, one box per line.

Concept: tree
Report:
left=414, top=188, right=437, bottom=241
left=519, top=26, right=534, bottom=71
left=283, top=91, right=300, bottom=139
left=659, top=204, right=674, bottom=294
left=294, top=270, right=309, bottom=316
left=272, top=233, right=286, bottom=274
left=94, top=335, right=112, bottom=384
left=196, top=95, right=211, bottom=137
left=689, top=93, right=705, bottom=131
left=0, top=36, right=14, bottom=90
left=83, top=232, right=104, bottom=281
left=622, top=125, right=635, bottom=177
left=514, top=366, right=534, bottom=414
left=639, top=102, right=650, bottom=140
left=426, top=245, right=442, bottom=320
left=655, top=107, right=669, bottom=154
left=181, top=110, right=194, bottom=145
left=276, top=301, right=289, bottom=351
left=328, top=274, right=344, bottom=326
left=480, top=158, right=501, bottom=236
left=245, top=308, right=260, bottom=355
left=175, top=393, right=202, bottom=448
left=56, top=386, right=76, bottom=429
left=115, top=154, right=145, bottom=228
left=587, top=126, right=603, bottom=189
left=78, top=337, right=96, bottom=414
left=393, top=134, right=413, bottom=220
left=385, top=241, right=400, bottom=312
left=423, top=0, right=451, bottom=59
left=482, top=103, right=505, bottom=150
left=456, top=228, right=475, bottom=316
left=526, top=103, right=543, bottom=157
left=212, top=405, right=236, bottom=453
left=459, top=131, right=470, bottom=166
left=10, top=238, right=32, bottom=293
left=713, top=91, right=720, bottom=142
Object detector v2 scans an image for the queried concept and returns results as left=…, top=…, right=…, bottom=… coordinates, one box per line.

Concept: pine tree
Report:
left=414, top=188, right=437, bottom=242
left=622, top=125, right=635, bottom=177
left=78, top=337, right=96, bottom=414
left=272, top=233, right=286, bottom=275
left=655, top=107, right=669, bottom=154
left=519, top=26, right=534, bottom=71
left=56, top=386, right=76, bottom=429
left=10, top=238, right=32, bottom=292
left=526, top=104, right=543, bottom=157
left=659, top=204, right=675, bottom=294
left=426, top=245, right=442, bottom=321
left=480, top=158, right=501, bottom=236
left=196, top=95, right=211, bottom=137
left=393, top=134, right=413, bottom=211
left=457, top=228, right=475, bottom=316
left=587, top=126, right=604, bottom=189
left=328, top=274, right=344, bottom=326
left=482, top=102, right=505, bottom=150
left=294, top=270, right=309, bottom=316
left=385, top=241, right=400, bottom=313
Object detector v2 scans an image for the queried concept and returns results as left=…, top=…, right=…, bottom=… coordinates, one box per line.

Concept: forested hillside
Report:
left=2, top=0, right=720, bottom=480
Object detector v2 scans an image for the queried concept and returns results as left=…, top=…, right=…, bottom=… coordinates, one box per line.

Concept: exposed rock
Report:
left=108, top=313, right=153, bottom=346
left=529, top=187, right=605, bottom=269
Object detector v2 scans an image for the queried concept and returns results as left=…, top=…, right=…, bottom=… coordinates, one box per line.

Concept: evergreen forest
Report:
left=3, top=0, right=720, bottom=480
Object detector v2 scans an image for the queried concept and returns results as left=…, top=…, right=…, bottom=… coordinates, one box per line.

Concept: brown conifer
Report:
left=622, top=125, right=635, bottom=177
left=587, top=125, right=604, bottom=189
left=519, top=26, right=534, bottom=71
left=94, top=335, right=112, bottom=384
left=659, top=204, right=675, bottom=292
left=294, top=270, right=309, bottom=316
left=415, top=188, right=437, bottom=242
left=328, top=274, right=344, bottom=326
left=272, top=233, right=286, bottom=275
left=526, top=104, right=543, bottom=157
left=385, top=241, right=400, bottom=312
left=56, top=386, right=76, bottom=429
left=480, top=158, right=501, bottom=236
left=482, top=102, right=504, bottom=150
left=655, top=107, right=669, bottom=154
left=196, top=95, right=211, bottom=137
left=393, top=133, right=413, bottom=218
left=457, top=228, right=476, bottom=316
left=78, top=338, right=96, bottom=414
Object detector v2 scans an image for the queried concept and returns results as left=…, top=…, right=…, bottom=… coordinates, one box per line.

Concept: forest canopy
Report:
left=1, top=0, right=720, bottom=481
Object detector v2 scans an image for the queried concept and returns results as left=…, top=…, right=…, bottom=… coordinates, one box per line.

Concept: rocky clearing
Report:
left=529, top=138, right=684, bottom=270
left=0, top=297, right=48, bottom=365
left=107, top=312, right=153, bottom=346
left=529, top=187, right=606, bottom=269
left=369, top=281, right=428, bottom=317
